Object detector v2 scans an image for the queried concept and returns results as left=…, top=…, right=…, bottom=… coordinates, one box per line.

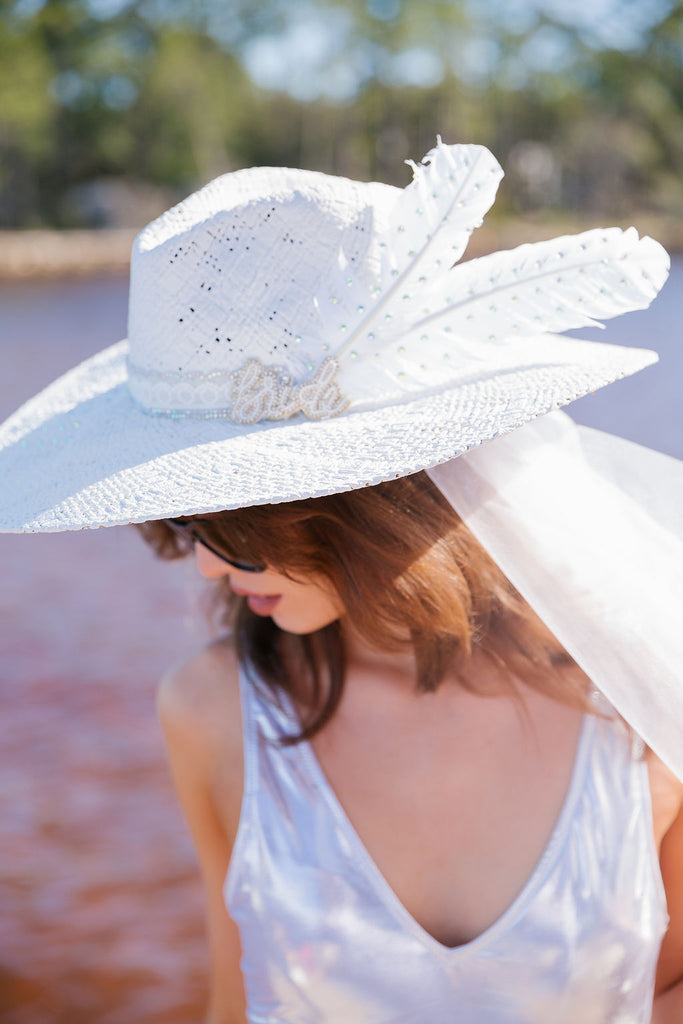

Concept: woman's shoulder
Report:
left=157, top=637, right=243, bottom=774
left=157, top=638, right=246, bottom=859
left=646, top=748, right=683, bottom=850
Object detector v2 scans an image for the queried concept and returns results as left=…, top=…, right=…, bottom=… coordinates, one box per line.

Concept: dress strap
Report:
left=236, top=663, right=259, bottom=800
left=222, top=665, right=261, bottom=905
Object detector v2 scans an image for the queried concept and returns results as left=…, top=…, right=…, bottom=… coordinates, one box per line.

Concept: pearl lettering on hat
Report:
left=230, top=357, right=349, bottom=424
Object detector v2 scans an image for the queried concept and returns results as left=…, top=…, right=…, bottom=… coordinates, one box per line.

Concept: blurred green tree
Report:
left=0, top=16, right=55, bottom=225
left=0, top=0, right=681, bottom=228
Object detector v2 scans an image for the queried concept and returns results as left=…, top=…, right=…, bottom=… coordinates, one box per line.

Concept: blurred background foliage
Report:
left=0, top=0, right=682, bottom=229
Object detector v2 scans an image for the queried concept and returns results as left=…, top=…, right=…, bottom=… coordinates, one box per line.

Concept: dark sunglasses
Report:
left=163, top=518, right=267, bottom=573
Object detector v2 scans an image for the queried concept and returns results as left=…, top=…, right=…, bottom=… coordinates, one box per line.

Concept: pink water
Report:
left=1, top=279, right=208, bottom=1023
left=1, top=269, right=681, bottom=1023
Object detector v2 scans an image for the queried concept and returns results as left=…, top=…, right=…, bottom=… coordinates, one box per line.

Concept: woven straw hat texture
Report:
left=0, top=143, right=667, bottom=532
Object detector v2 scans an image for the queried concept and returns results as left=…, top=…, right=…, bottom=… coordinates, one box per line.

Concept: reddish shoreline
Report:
left=0, top=215, right=679, bottom=279
left=0, top=229, right=137, bottom=280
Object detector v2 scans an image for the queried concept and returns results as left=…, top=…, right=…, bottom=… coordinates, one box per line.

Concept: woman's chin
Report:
left=270, top=609, right=343, bottom=635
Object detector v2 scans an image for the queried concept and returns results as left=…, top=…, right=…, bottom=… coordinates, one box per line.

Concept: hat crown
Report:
left=125, top=141, right=668, bottom=425
left=127, top=167, right=398, bottom=417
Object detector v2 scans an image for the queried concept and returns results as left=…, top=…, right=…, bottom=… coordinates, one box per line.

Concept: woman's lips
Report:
left=231, top=586, right=282, bottom=617
left=246, top=594, right=281, bottom=616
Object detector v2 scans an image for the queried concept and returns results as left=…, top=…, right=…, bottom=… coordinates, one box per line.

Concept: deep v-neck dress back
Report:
left=224, top=667, right=667, bottom=1024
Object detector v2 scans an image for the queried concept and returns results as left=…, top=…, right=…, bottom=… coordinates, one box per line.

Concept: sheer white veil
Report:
left=428, top=411, right=683, bottom=780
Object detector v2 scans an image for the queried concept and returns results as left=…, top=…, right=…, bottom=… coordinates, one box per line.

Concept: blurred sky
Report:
left=12, top=0, right=680, bottom=106
left=234, top=0, right=678, bottom=101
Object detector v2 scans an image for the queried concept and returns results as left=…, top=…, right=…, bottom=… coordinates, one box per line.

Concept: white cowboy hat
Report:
left=0, top=139, right=669, bottom=533
left=2, top=139, right=683, bottom=789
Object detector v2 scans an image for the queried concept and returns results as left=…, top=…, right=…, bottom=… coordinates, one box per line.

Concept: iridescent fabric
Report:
left=225, top=670, right=668, bottom=1024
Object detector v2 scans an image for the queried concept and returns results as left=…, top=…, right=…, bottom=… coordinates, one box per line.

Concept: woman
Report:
left=141, top=480, right=683, bottom=1024
left=1, top=140, right=682, bottom=1021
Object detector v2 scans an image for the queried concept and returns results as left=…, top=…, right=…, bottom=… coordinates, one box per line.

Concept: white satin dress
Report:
left=224, top=669, right=668, bottom=1024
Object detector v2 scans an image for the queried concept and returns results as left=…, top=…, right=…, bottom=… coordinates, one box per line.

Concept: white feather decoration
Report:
left=410, top=226, right=670, bottom=342
left=327, top=140, right=669, bottom=365
left=332, top=141, right=504, bottom=355
left=378, top=141, right=504, bottom=290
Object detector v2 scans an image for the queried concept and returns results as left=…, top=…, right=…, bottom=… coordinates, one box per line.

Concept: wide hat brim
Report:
left=0, top=332, right=655, bottom=532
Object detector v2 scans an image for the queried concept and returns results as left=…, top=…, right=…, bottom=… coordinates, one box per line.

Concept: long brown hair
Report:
left=137, top=471, right=588, bottom=740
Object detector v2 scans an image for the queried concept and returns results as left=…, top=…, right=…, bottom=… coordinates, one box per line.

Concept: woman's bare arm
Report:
left=157, top=641, right=247, bottom=1024
left=651, top=758, right=683, bottom=1023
